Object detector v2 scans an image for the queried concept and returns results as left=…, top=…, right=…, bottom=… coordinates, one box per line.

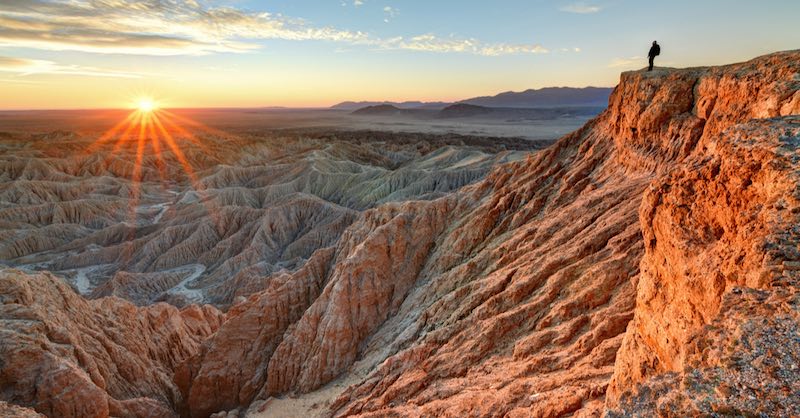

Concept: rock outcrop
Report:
left=605, top=51, right=800, bottom=402
left=0, top=270, right=223, bottom=417
left=0, top=402, right=44, bottom=418
left=264, top=51, right=795, bottom=417
left=607, top=286, right=800, bottom=416
left=606, top=115, right=800, bottom=410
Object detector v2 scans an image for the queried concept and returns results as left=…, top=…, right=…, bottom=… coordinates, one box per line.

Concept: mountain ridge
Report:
left=350, top=102, right=605, bottom=120
left=460, top=86, right=613, bottom=108
left=332, top=86, right=613, bottom=110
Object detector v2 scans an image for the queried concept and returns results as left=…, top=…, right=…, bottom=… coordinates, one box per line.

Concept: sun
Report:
left=137, top=98, right=157, bottom=113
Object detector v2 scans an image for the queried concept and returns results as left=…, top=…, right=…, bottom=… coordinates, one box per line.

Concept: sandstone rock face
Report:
left=0, top=269, right=223, bottom=417
left=606, top=52, right=800, bottom=403
left=606, top=117, right=800, bottom=408
left=607, top=286, right=800, bottom=417
left=264, top=198, right=457, bottom=395
left=177, top=197, right=460, bottom=416
left=314, top=53, right=796, bottom=418
left=175, top=247, right=337, bottom=417
left=0, top=402, right=45, bottom=418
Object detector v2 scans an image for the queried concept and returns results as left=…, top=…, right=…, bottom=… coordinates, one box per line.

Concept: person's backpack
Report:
left=654, top=45, right=661, bottom=56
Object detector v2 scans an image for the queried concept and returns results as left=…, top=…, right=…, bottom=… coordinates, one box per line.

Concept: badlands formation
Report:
left=1, top=128, right=537, bottom=307
left=1, top=50, right=799, bottom=417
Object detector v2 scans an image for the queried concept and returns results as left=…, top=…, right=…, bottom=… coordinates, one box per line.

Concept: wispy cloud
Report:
left=0, top=0, right=547, bottom=57
left=0, top=55, right=142, bottom=78
left=608, top=56, right=643, bottom=68
left=383, top=6, right=398, bottom=23
left=385, top=34, right=548, bottom=55
left=0, top=1, right=368, bottom=55
left=560, top=2, right=602, bottom=14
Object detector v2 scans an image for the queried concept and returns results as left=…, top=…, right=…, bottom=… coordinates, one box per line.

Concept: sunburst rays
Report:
left=88, top=107, right=229, bottom=256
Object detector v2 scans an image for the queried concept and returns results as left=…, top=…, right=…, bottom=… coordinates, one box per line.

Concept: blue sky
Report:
left=0, top=0, right=798, bottom=109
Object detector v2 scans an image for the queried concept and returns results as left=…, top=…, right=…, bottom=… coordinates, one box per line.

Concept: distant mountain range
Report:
left=331, top=101, right=451, bottom=111
left=460, top=86, right=613, bottom=108
left=350, top=104, right=418, bottom=116
left=332, top=86, right=614, bottom=110
left=350, top=102, right=605, bottom=120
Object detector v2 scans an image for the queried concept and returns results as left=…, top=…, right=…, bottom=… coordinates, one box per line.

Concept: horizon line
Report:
left=0, top=85, right=617, bottom=112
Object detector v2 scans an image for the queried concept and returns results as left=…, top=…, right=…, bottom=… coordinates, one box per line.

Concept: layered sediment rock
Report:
left=0, top=270, right=223, bottom=417
left=1, top=129, right=532, bottom=307
left=606, top=116, right=800, bottom=411
left=287, top=51, right=797, bottom=417
left=606, top=51, right=800, bottom=403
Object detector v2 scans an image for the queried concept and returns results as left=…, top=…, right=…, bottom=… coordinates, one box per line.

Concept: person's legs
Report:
left=648, top=56, right=654, bottom=71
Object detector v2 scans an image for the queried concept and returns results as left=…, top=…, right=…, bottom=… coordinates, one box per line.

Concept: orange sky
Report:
left=1, top=1, right=798, bottom=110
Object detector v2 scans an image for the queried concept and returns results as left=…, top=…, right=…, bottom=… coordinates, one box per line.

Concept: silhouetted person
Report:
left=648, top=41, right=660, bottom=71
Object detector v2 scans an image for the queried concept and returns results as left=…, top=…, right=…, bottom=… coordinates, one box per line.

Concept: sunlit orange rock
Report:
left=0, top=270, right=223, bottom=417
left=178, top=50, right=800, bottom=417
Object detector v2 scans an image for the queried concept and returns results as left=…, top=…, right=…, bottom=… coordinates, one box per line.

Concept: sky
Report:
left=0, top=0, right=798, bottom=110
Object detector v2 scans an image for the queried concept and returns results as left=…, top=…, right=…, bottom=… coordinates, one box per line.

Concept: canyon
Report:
left=1, top=127, right=540, bottom=308
left=1, top=50, right=799, bottom=417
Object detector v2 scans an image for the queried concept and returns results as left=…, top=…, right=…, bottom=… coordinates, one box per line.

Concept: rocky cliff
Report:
left=1, top=50, right=798, bottom=418
left=177, top=51, right=798, bottom=417
left=606, top=58, right=800, bottom=412
left=0, top=270, right=223, bottom=417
